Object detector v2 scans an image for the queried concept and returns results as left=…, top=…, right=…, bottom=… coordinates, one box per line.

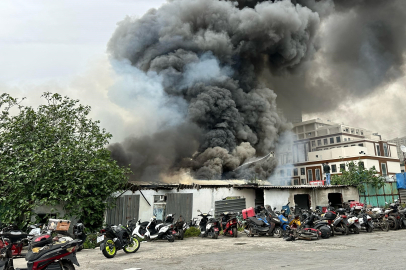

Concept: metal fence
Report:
left=106, top=195, right=140, bottom=226
left=359, top=182, right=399, bottom=207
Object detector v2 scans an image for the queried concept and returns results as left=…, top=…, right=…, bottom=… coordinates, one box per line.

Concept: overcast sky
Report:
left=0, top=0, right=166, bottom=84
left=1, top=0, right=405, bottom=141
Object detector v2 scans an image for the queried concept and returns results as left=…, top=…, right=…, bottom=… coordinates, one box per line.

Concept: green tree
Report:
left=0, top=93, right=130, bottom=229
left=331, top=160, right=386, bottom=192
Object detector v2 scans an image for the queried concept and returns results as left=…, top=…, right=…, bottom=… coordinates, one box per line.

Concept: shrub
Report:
left=184, top=227, right=201, bottom=238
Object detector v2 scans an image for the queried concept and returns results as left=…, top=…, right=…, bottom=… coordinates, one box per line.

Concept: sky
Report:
left=1, top=0, right=405, bottom=142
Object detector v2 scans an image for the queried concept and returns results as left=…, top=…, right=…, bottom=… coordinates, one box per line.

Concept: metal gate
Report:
left=215, top=198, right=246, bottom=218
left=359, top=183, right=399, bottom=207
left=106, top=195, right=140, bottom=226
left=165, top=193, right=193, bottom=222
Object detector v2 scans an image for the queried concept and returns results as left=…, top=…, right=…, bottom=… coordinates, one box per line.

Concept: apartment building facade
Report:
left=286, top=119, right=401, bottom=185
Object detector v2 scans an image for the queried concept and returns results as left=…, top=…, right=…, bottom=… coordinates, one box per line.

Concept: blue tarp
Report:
left=396, top=173, right=406, bottom=189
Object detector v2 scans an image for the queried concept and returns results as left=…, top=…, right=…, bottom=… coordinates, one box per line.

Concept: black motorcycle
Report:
left=72, top=222, right=87, bottom=252
left=98, top=224, right=140, bottom=258
left=0, top=233, right=80, bottom=270
left=302, top=209, right=332, bottom=239
left=197, top=210, right=220, bottom=239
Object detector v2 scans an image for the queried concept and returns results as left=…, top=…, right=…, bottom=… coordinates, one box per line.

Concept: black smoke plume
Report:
left=107, top=0, right=406, bottom=181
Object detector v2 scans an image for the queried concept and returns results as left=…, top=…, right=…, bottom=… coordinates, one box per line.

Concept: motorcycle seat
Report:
left=248, top=217, right=265, bottom=226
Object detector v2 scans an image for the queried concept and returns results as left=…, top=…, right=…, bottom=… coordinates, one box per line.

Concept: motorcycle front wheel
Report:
left=382, top=220, right=390, bottom=232
left=102, top=239, right=117, bottom=258
left=167, top=235, right=175, bottom=242
left=62, top=261, right=75, bottom=270
left=273, top=227, right=283, bottom=238
left=123, top=237, right=140, bottom=253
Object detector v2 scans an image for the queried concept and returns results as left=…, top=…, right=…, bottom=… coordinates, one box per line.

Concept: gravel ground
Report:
left=13, top=230, right=406, bottom=270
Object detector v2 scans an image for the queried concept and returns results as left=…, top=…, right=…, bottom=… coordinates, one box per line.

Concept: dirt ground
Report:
left=14, top=229, right=406, bottom=270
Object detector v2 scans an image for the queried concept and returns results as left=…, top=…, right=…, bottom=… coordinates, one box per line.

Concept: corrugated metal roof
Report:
left=126, top=179, right=351, bottom=190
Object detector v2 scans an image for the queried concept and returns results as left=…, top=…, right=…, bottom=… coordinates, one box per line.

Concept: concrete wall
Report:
left=123, top=187, right=256, bottom=222
left=264, top=187, right=359, bottom=210
left=388, top=161, right=401, bottom=174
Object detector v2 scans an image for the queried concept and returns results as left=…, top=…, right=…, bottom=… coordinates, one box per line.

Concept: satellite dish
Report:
left=401, top=145, right=406, bottom=153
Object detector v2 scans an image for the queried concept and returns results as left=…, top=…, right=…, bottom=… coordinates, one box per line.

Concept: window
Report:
left=287, top=170, right=292, bottom=177
left=332, top=165, right=337, bottom=173
left=356, top=129, right=359, bottom=134
left=358, top=143, right=364, bottom=147
left=311, top=141, right=315, bottom=147
left=340, top=164, right=346, bottom=172
left=359, top=161, right=364, bottom=170
left=351, top=128, right=354, bottom=134
left=317, top=140, right=322, bottom=146
left=294, top=168, right=298, bottom=176
left=383, top=143, right=388, bottom=157
left=330, top=137, right=334, bottom=144
left=336, top=137, right=341, bottom=143
left=376, top=145, right=381, bottom=156
left=381, top=163, right=387, bottom=177
left=280, top=170, right=285, bottom=177
left=324, top=138, right=328, bottom=145
left=344, top=138, right=347, bottom=141
left=344, top=145, right=348, bottom=148
left=348, top=138, right=351, bottom=141
left=307, top=169, right=313, bottom=182
left=300, top=168, right=305, bottom=175
left=351, top=144, right=355, bottom=147
left=315, top=169, right=321, bottom=180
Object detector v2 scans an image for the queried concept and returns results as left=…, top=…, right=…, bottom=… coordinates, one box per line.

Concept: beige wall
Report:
left=264, top=187, right=359, bottom=210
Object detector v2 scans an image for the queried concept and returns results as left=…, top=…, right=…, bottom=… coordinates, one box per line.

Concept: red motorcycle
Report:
left=0, top=227, right=26, bottom=257
left=220, top=212, right=238, bottom=237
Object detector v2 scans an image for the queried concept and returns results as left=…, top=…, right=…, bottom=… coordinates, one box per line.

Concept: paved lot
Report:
left=14, top=230, right=406, bottom=270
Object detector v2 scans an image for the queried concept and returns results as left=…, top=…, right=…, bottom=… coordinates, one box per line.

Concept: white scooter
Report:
left=133, top=215, right=175, bottom=242
left=347, top=208, right=361, bottom=234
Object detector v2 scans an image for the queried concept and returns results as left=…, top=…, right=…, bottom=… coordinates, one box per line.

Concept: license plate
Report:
left=214, top=228, right=219, bottom=231
left=97, top=235, right=105, bottom=243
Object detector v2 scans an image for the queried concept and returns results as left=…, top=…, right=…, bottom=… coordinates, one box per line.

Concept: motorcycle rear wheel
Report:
left=232, top=227, right=238, bottom=238
left=366, top=225, right=373, bottom=233
left=61, top=261, right=75, bottom=270
left=388, top=216, right=398, bottom=230
left=123, top=237, right=140, bottom=253
left=352, top=226, right=359, bottom=234
left=102, top=239, right=117, bottom=258
left=167, top=235, right=175, bottom=242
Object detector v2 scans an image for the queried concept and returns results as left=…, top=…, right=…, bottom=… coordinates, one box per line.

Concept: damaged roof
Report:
left=126, top=179, right=351, bottom=191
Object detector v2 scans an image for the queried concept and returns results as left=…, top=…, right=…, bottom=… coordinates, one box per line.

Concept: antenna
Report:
left=401, top=145, right=406, bottom=153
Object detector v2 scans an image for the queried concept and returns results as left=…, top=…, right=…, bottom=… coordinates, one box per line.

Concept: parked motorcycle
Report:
left=0, top=233, right=80, bottom=270
left=358, top=210, right=374, bottom=233
left=197, top=209, right=220, bottom=239
left=368, top=208, right=389, bottom=232
left=244, top=210, right=272, bottom=237
left=333, top=208, right=350, bottom=235
left=301, top=209, right=332, bottom=239
left=98, top=224, right=140, bottom=258
left=71, top=222, right=87, bottom=252
left=144, top=215, right=175, bottom=242
left=347, top=208, right=361, bottom=234
left=220, top=212, right=238, bottom=238
left=132, top=219, right=150, bottom=240
left=284, top=214, right=321, bottom=241
left=385, top=201, right=402, bottom=230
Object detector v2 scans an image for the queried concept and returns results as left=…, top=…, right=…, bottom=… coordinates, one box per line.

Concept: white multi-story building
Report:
left=285, top=119, right=401, bottom=185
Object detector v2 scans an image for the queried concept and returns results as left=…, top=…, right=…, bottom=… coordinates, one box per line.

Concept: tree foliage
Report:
left=0, top=93, right=130, bottom=229
left=331, top=160, right=386, bottom=192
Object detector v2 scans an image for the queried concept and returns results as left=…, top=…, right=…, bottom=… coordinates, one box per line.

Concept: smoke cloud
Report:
left=106, top=0, right=406, bottom=182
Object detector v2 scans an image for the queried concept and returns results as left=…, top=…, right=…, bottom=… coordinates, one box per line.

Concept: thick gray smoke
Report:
left=263, top=0, right=406, bottom=113
left=107, top=0, right=406, bottom=182
left=107, top=0, right=317, bottom=181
